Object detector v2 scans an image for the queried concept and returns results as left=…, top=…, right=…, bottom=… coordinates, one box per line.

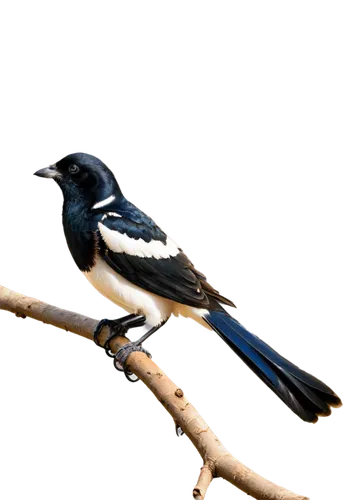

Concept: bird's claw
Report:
left=94, top=318, right=125, bottom=347
left=93, top=313, right=152, bottom=384
left=93, top=312, right=145, bottom=358
left=112, top=342, right=153, bottom=384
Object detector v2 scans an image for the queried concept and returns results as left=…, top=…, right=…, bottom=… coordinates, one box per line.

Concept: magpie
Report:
left=34, top=152, right=342, bottom=423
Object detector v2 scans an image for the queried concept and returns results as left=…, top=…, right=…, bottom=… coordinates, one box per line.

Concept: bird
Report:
left=34, top=152, right=342, bottom=423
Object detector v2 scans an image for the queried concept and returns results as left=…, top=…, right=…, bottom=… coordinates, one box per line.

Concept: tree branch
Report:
left=193, top=463, right=214, bottom=500
left=0, top=284, right=308, bottom=500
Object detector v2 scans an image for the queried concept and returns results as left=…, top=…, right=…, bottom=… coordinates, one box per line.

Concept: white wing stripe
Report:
left=98, top=223, right=180, bottom=259
left=101, top=212, right=122, bottom=221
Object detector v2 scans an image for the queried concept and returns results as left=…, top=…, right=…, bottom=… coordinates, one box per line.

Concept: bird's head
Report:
left=34, top=152, right=121, bottom=207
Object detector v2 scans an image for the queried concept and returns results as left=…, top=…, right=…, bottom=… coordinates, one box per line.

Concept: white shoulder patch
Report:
left=98, top=222, right=180, bottom=259
left=92, top=195, right=116, bottom=210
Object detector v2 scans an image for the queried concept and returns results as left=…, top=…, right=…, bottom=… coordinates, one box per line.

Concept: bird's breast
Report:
left=83, top=257, right=173, bottom=326
left=62, top=206, right=99, bottom=272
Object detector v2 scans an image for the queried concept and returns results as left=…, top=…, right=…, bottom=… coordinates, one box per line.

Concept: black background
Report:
left=0, top=138, right=352, bottom=498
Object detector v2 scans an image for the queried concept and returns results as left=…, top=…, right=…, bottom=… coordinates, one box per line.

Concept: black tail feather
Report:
left=205, top=311, right=342, bottom=423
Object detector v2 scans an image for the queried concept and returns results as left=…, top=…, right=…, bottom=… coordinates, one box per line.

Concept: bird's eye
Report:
left=68, top=164, right=80, bottom=174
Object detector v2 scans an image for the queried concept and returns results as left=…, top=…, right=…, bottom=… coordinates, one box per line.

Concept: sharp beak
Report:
left=34, top=164, right=58, bottom=179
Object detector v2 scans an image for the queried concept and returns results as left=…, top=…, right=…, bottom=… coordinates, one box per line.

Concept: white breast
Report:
left=83, top=257, right=173, bottom=326
left=84, top=257, right=210, bottom=329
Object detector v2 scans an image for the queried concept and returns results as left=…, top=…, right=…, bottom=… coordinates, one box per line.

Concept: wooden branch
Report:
left=193, top=463, right=214, bottom=500
left=0, top=284, right=309, bottom=500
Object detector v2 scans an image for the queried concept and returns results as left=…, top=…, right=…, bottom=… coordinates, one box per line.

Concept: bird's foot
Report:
left=93, top=312, right=145, bottom=350
left=93, top=313, right=152, bottom=384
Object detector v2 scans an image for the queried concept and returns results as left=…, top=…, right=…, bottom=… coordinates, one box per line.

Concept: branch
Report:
left=0, top=284, right=308, bottom=500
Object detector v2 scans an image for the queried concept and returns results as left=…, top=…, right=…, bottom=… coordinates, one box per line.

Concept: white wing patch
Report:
left=101, top=212, right=122, bottom=221
left=98, top=222, right=180, bottom=259
left=92, top=195, right=116, bottom=210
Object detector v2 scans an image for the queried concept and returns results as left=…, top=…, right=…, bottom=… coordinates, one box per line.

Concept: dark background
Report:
left=0, top=138, right=352, bottom=498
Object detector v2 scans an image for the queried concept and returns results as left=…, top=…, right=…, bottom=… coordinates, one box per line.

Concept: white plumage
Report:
left=101, top=212, right=122, bottom=220
left=92, top=195, right=116, bottom=210
left=84, top=257, right=209, bottom=328
left=98, top=222, right=180, bottom=259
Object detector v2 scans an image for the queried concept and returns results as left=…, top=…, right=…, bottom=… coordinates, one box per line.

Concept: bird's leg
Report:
left=94, top=313, right=167, bottom=384
left=134, top=320, right=169, bottom=345
left=95, top=317, right=184, bottom=427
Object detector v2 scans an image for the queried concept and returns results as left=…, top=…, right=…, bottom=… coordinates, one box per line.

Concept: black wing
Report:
left=96, top=211, right=235, bottom=310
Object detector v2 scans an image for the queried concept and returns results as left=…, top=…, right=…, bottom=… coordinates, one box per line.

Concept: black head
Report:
left=34, top=153, right=121, bottom=206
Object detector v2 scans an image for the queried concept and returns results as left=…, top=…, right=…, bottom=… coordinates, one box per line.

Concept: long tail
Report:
left=205, top=310, right=342, bottom=423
